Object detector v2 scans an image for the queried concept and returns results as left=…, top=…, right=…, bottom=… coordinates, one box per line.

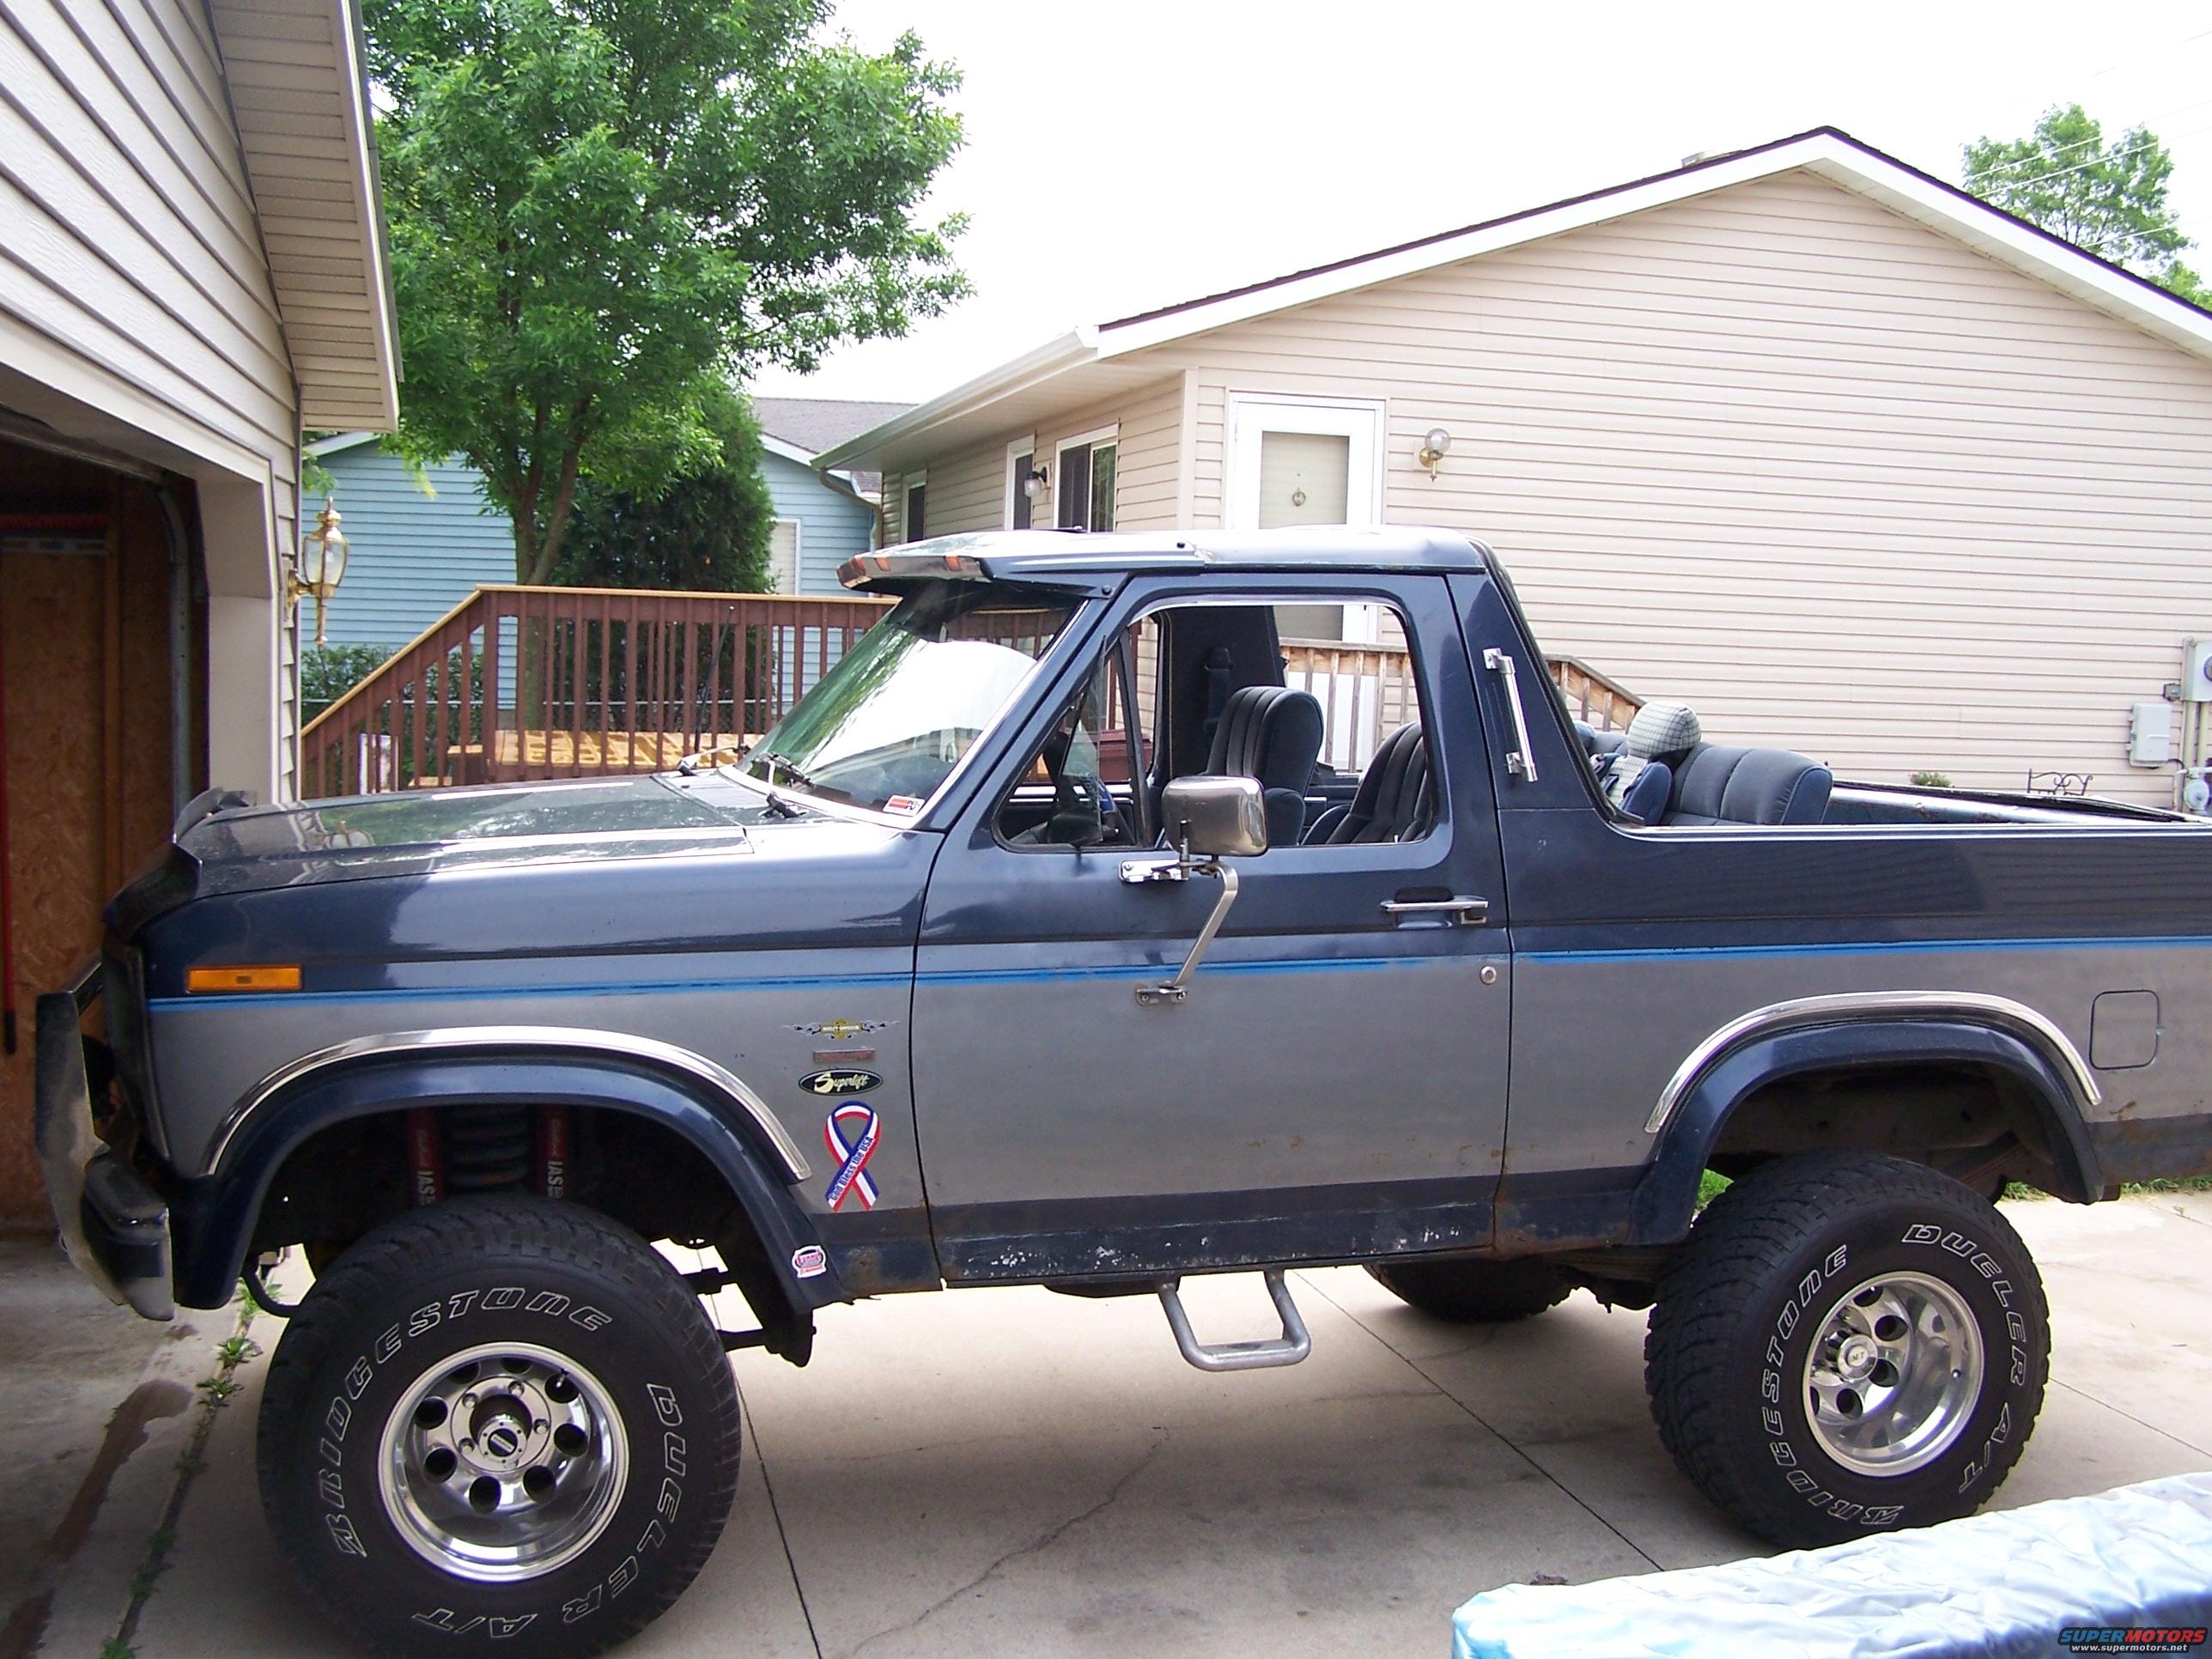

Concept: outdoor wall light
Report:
left=1418, top=427, right=1453, bottom=478
left=288, top=499, right=349, bottom=645
left=1022, top=465, right=1048, bottom=501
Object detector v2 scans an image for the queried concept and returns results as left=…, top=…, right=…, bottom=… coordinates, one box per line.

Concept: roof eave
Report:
left=812, top=329, right=1097, bottom=472
left=211, top=0, right=402, bottom=434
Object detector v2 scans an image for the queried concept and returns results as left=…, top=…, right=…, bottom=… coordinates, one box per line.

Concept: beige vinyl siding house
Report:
left=0, top=0, right=397, bottom=1217
left=1, top=0, right=396, bottom=800
left=833, top=130, right=2212, bottom=808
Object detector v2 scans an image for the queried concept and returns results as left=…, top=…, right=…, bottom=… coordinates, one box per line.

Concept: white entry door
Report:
left=1228, top=397, right=1384, bottom=641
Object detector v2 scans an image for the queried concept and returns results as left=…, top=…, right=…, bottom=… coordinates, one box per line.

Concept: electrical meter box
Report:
left=2183, top=640, right=2212, bottom=702
left=2131, top=699, right=2176, bottom=767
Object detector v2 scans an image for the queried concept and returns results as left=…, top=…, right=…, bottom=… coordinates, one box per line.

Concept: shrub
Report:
left=301, top=643, right=396, bottom=723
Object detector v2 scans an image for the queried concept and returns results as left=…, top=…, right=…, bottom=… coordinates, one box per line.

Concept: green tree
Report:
left=367, top=0, right=966, bottom=584
left=557, top=386, right=776, bottom=592
left=1963, top=104, right=2204, bottom=304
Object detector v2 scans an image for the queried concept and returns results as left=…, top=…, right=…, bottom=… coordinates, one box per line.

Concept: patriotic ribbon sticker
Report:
left=822, top=1103, right=881, bottom=1211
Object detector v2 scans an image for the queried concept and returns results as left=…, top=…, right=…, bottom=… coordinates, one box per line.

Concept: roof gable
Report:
left=819, top=127, right=2212, bottom=472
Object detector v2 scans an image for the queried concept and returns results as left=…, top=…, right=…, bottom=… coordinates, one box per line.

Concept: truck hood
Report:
left=112, top=772, right=844, bottom=932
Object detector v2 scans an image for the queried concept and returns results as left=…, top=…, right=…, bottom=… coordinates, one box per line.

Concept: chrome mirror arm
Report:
left=1130, top=860, right=1238, bottom=1006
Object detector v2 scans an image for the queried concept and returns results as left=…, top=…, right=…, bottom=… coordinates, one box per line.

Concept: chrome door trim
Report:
left=207, top=1026, right=811, bottom=1182
left=1644, top=990, right=2103, bottom=1135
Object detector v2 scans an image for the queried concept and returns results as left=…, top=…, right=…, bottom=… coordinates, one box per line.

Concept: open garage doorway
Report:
left=0, top=428, right=204, bottom=1222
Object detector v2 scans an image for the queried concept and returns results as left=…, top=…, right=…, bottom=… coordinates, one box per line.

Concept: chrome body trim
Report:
left=1644, top=990, right=2105, bottom=1136
left=208, top=1025, right=811, bottom=1182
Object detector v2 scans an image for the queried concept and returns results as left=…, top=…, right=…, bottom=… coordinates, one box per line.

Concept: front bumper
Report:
left=34, top=959, right=173, bottom=1321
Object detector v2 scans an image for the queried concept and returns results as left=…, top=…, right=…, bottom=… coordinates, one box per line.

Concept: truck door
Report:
left=910, top=573, right=1511, bottom=1282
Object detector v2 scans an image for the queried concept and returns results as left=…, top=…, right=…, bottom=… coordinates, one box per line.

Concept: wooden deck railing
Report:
left=299, top=585, right=894, bottom=797
left=301, top=585, right=1640, bottom=798
left=1547, top=654, right=1642, bottom=733
left=1283, top=640, right=1641, bottom=772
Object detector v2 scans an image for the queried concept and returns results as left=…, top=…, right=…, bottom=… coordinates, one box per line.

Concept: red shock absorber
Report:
left=534, top=1105, right=570, bottom=1200
left=405, top=1109, right=444, bottom=1206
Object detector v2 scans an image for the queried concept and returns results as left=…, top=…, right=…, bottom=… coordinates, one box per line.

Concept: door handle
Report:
left=1380, top=896, right=1489, bottom=925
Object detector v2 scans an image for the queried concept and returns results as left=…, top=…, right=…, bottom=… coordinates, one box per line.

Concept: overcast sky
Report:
left=750, top=1, right=2212, bottom=404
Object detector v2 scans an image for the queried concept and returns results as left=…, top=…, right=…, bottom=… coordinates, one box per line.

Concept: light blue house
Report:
left=757, top=436, right=879, bottom=596
left=305, top=434, right=514, bottom=652
left=307, top=424, right=882, bottom=654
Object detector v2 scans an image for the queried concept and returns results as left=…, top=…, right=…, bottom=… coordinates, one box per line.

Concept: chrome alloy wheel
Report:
left=1802, top=1271, right=1984, bottom=1477
left=378, top=1342, right=629, bottom=1582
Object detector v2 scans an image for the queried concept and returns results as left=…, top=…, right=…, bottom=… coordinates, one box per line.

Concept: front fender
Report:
left=170, top=1046, right=842, bottom=1311
left=1628, top=1016, right=2105, bottom=1246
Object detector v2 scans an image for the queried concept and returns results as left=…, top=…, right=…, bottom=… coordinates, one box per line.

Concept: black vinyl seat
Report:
left=1306, top=721, right=1434, bottom=845
left=1205, top=684, right=1324, bottom=847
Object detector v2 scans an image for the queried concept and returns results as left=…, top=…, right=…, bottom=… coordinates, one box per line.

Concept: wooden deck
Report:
left=306, top=584, right=1641, bottom=797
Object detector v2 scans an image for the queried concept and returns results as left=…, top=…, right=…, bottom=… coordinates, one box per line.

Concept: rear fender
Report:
left=1631, top=1008, right=2104, bottom=1245
left=170, top=1043, right=841, bottom=1313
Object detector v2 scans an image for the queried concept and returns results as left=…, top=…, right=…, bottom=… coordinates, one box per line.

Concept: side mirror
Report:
left=1159, top=775, right=1267, bottom=860
left=1120, top=775, right=1265, bottom=1009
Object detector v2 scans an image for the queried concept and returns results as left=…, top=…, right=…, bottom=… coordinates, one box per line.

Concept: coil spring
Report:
left=442, top=1103, right=532, bottom=1192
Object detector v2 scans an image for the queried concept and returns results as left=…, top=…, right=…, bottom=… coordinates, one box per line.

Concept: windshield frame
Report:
left=718, top=579, right=1103, bottom=828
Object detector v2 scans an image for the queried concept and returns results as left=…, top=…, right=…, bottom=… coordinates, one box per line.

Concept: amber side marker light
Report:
left=185, top=964, right=302, bottom=994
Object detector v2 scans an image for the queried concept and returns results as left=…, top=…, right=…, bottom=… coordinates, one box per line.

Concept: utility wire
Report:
left=1967, top=96, right=2212, bottom=182
left=1967, top=122, right=2212, bottom=198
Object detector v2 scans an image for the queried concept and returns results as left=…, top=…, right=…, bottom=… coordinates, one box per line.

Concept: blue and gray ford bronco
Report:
left=37, top=527, right=2212, bottom=1654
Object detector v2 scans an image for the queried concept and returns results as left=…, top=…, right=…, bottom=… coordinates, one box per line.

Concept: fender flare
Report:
left=169, top=1034, right=840, bottom=1313
left=1629, top=999, right=2105, bottom=1246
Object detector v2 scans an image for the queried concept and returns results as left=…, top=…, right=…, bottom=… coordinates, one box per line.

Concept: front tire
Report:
left=258, top=1198, right=740, bottom=1658
left=1644, top=1152, right=2047, bottom=1549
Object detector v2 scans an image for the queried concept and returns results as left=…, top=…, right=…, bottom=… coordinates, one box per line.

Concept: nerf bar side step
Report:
left=1158, top=1269, right=1311, bottom=1371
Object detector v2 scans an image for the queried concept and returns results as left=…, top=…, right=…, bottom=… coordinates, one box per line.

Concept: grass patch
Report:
left=2009, top=1176, right=2212, bottom=1202
left=2124, top=1176, right=2212, bottom=1194
left=1696, top=1170, right=1731, bottom=1210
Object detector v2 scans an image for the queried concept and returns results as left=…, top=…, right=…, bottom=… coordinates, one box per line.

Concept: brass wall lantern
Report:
left=289, top=499, right=349, bottom=645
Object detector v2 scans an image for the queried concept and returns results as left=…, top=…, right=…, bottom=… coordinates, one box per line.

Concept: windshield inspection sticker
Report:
left=884, top=794, right=923, bottom=815
left=822, top=1103, right=881, bottom=1212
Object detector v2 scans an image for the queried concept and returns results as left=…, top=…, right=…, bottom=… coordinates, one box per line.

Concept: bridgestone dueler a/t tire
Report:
left=1365, top=1258, right=1573, bottom=1323
left=257, top=1198, right=740, bottom=1659
left=1644, top=1152, right=2048, bottom=1551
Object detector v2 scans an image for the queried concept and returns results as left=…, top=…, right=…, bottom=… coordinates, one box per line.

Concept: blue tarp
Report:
left=1452, top=1474, right=2212, bottom=1658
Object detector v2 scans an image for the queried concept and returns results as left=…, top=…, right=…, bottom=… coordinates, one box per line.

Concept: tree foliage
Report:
left=367, top=0, right=966, bottom=583
left=556, top=385, right=777, bottom=592
left=1963, top=104, right=2203, bottom=304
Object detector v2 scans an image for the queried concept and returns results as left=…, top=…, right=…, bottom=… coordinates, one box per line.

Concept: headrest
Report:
left=1626, top=701, right=1702, bottom=761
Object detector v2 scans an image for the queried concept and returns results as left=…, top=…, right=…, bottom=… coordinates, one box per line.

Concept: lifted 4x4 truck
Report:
left=36, top=528, right=2212, bottom=1654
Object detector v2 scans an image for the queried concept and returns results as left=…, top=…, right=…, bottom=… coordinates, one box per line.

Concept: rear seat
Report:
left=1665, top=743, right=1832, bottom=826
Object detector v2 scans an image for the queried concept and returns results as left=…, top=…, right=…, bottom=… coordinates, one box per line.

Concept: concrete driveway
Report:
left=34, top=1190, right=2212, bottom=1658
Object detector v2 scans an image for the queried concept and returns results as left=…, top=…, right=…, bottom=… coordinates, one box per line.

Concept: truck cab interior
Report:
left=995, top=599, right=1439, bottom=852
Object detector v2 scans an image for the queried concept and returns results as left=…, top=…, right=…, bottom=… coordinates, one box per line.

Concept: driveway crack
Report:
left=1297, top=1271, right=1663, bottom=1572
left=738, top=1377, right=823, bottom=1659
left=843, top=1431, right=1169, bottom=1656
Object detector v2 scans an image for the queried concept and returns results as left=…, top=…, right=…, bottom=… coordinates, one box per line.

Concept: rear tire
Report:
left=257, top=1198, right=740, bottom=1658
left=1366, top=1257, right=1572, bottom=1323
left=1644, top=1152, right=2047, bottom=1549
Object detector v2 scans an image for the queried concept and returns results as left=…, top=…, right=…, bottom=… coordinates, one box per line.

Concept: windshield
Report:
left=740, top=581, right=1083, bottom=814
